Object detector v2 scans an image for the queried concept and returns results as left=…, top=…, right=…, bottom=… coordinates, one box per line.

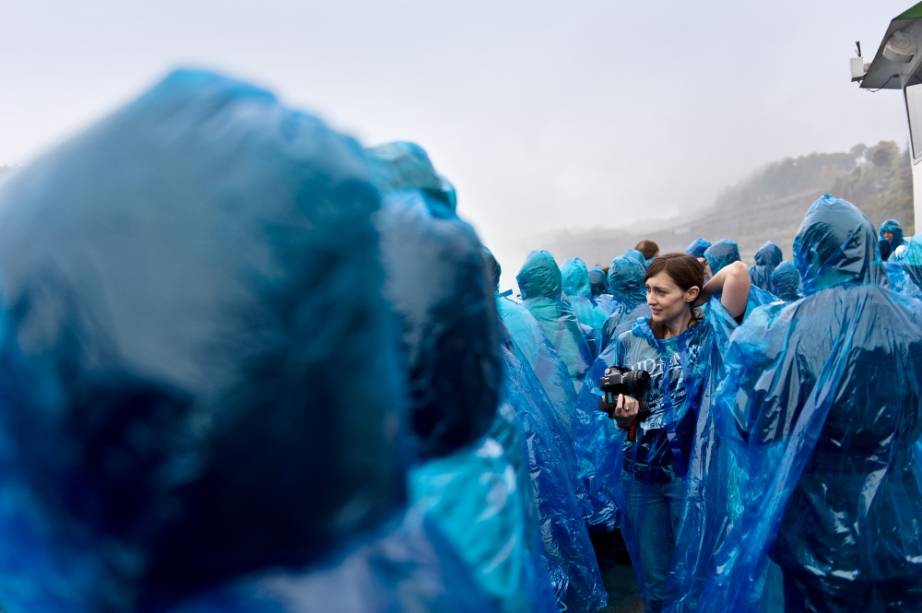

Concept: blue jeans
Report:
left=621, top=472, right=685, bottom=613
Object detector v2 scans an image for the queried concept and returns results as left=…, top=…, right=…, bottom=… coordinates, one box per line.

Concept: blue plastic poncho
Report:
left=770, top=261, right=801, bottom=302
left=601, top=256, right=651, bottom=351
left=702, top=240, right=776, bottom=316
left=561, top=257, right=609, bottom=335
left=686, top=238, right=711, bottom=258
left=516, top=251, right=594, bottom=389
left=367, top=140, right=456, bottom=214
left=495, top=294, right=613, bottom=527
left=703, top=239, right=741, bottom=275
left=589, top=265, right=610, bottom=295
left=879, top=218, right=906, bottom=260
left=903, top=235, right=922, bottom=295
left=370, top=144, right=554, bottom=611
left=0, top=69, right=488, bottom=612
left=624, top=248, right=647, bottom=268
left=508, top=257, right=619, bottom=530
left=369, top=142, right=500, bottom=461
left=580, top=297, right=739, bottom=610
left=886, top=244, right=922, bottom=300
left=679, top=195, right=922, bottom=612
left=747, top=241, right=782, bottom=291
left=500, top=342, right=608, bottom=611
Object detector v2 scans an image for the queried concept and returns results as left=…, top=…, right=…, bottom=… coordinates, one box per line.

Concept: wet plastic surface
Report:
left=0, top=69, right=412, bottom=610
left=673, top=195, right=922, bottom=612
left=685, top=239, right=711, bottom=258
left=370, top=142, right=501, bottom=461
left=770, top=261, right=802, bottom=302
left=748, top=241, right=782, bottom=291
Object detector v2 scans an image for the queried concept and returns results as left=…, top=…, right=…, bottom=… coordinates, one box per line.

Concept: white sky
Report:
left=0, top=0, right=915, bottom=282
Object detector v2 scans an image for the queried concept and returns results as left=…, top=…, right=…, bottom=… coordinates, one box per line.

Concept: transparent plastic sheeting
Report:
left=685, top=238, right=711, bottom=258
left=172, top=508, right=492, bottom=612
left=369, top=142, right=501, bottom=461
left=516, top=251, right=594, bottom=389
left=0, top=70, right=495, bottom=611
left=770, top=261, right=802, bottom=302
left=370, top=142, right=558, bottom=611
left=498, top=296, right=619, bottom=532
left=887, top=244, right=922, bottom=300
left=671, top=196, right=922, bottom=612
left=581, top=298, right=740, bottom=611
left=748, top=241, right=782, bottom=292
left=703, top=239, right=741, bottom=274
left=601, top=256, right=649, bottom=352
left=904, top=235, right=922, bottom=294
left=500, top=342, right=608, bottom=611
left=561, top=257, right=609, bottom=335
left=409, top=430, right=557, bottom=613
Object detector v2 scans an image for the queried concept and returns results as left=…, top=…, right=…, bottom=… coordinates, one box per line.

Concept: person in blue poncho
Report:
left=590, top=265, right=610, bottom=296
left=517, top=251, right=594, bottom=390
left=747, top=241, right=782, bottom=291
left=884, top=243, right=922, bottom=300
left=485, top=250, right=609, bottom=612
left=625, top=247, right=649, bottom=269
left=600, top=256, right=651, bottom=351
left=595, top=253, right=750, bottom=613
left=687, top=195, right=922, bottom=613
left=879, top=218, right=906, bottom=261
left=369, top=142, right=556, bottom=613
left=561, top=257, right=610, bottom=351
left=704, top=238, right=777, bottom=315
left=685, top=238, right=711, bottom=259
left=903, top=235, right=922, bottom=295
left=770, top=260, right=802, bottom=302
left=0, top=70, right=492, bottom=613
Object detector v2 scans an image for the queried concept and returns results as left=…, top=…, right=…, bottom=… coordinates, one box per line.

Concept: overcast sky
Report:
left=1, top=1, right=914, bottom=282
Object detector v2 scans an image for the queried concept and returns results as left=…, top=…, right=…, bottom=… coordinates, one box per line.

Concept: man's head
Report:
left=634, top=239, right=660, bottom=260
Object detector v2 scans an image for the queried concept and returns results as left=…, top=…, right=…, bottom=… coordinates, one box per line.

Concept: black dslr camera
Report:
left=598, top=366, right=651, bottom=441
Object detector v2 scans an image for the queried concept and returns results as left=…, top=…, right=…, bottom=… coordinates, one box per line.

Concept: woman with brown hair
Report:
left=603, top=253, right=750, bottom=612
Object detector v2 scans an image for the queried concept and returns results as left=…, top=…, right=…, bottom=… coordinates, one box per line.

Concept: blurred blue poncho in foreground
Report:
left=673, top=195, right=922, bottom=612
left=0, top=69, right=491, bottom=612
left=370, top=142, right=554, bottom=612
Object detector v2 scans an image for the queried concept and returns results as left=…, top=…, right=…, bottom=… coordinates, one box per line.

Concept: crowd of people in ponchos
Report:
left=0, top=70, right=920, bottom=613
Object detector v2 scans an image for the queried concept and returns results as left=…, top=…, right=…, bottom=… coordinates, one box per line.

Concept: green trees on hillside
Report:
left=713, top=141, right=914, bottom=234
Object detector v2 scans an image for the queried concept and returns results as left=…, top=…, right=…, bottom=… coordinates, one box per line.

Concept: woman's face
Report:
left=645, top=271, right=699, bottom=324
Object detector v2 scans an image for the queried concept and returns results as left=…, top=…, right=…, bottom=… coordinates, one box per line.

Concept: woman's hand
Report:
left=613, top=394, right=641, bottom=429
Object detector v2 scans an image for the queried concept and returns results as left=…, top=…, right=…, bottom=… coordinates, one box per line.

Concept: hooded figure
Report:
left=561, top=257, right=609, bottom=349
left=704, top=239, right=776, bottom=317
left=676, top=195, right=922, bottom=612
left=624, top=248, right=648, bottom=269
left=369, top=143, right=555, bottom=612
left=483, top=248, right=606, bottom=611
left=770, top=261, right=802, bottom=302
left=686, top=238, right=712, bottom=258
left=580, top=254, right=745, bottom=611
left=589, top=265, right=610, bottom=296
left=703, top=239, right=742, bottom=275
left=600, top=256, right=651, bottom=351
left=515, top=251, right=619, bottom=530
left=884, top=244, right=922, bottom=301
left=516, top=251, right=594, bottom=389
left=748, top=241, right=783, bottom=291
left=903, top=235, right=922, bottom=295
left=0, top=70, right=489, bottom=612
left=879, top=218, right=906, bottom=261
